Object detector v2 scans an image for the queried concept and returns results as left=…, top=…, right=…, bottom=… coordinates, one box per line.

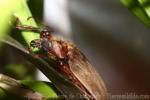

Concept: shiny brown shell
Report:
left=51, top=36, right=107, bottom=100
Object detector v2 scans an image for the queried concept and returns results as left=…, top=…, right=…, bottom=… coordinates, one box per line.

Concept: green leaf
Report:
left=120, top=0, right=150, bottom=27
left=0, top=74, right=60, bottom=99
left=21, top=81, right=59, bottom=99
left=0, top=0, right=39, bottom=46
left=0, top=74, right=43, bottom=100
left=0, top=88, right=26, bottom=100
left=5, top=64, right=27, bottom=78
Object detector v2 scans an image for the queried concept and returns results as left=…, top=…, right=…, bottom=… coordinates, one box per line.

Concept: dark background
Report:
left=67, top=0, right=150, bottom=99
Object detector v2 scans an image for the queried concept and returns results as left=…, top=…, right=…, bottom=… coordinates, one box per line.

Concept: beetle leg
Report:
left=34, top=54, right=47, bottom=59
left=27, top=46, right=33, bottom=53
left=14, top=17, right=41, bottom=33
left=27, top=16, right=33, bottom=21
left=16, top=25, right=41, bottom=33
left=26, top=46, right=45, bottom=58
left=59, top=64, right=71, bottom=75
left=47, top=51, right=58, bottom=60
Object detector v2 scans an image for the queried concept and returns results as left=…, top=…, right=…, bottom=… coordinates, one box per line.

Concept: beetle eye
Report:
left=40, top=30, right=51, bottom=39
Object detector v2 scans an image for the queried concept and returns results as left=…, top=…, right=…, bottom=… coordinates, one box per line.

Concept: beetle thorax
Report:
left=51, top=41, right=67, bottom=59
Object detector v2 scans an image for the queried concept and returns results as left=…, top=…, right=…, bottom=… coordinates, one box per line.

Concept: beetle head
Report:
left=40, top=29, right=51, bottom=40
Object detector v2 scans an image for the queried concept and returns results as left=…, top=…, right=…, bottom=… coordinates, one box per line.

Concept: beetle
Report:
left=16, top=23, right=107, bottom=100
